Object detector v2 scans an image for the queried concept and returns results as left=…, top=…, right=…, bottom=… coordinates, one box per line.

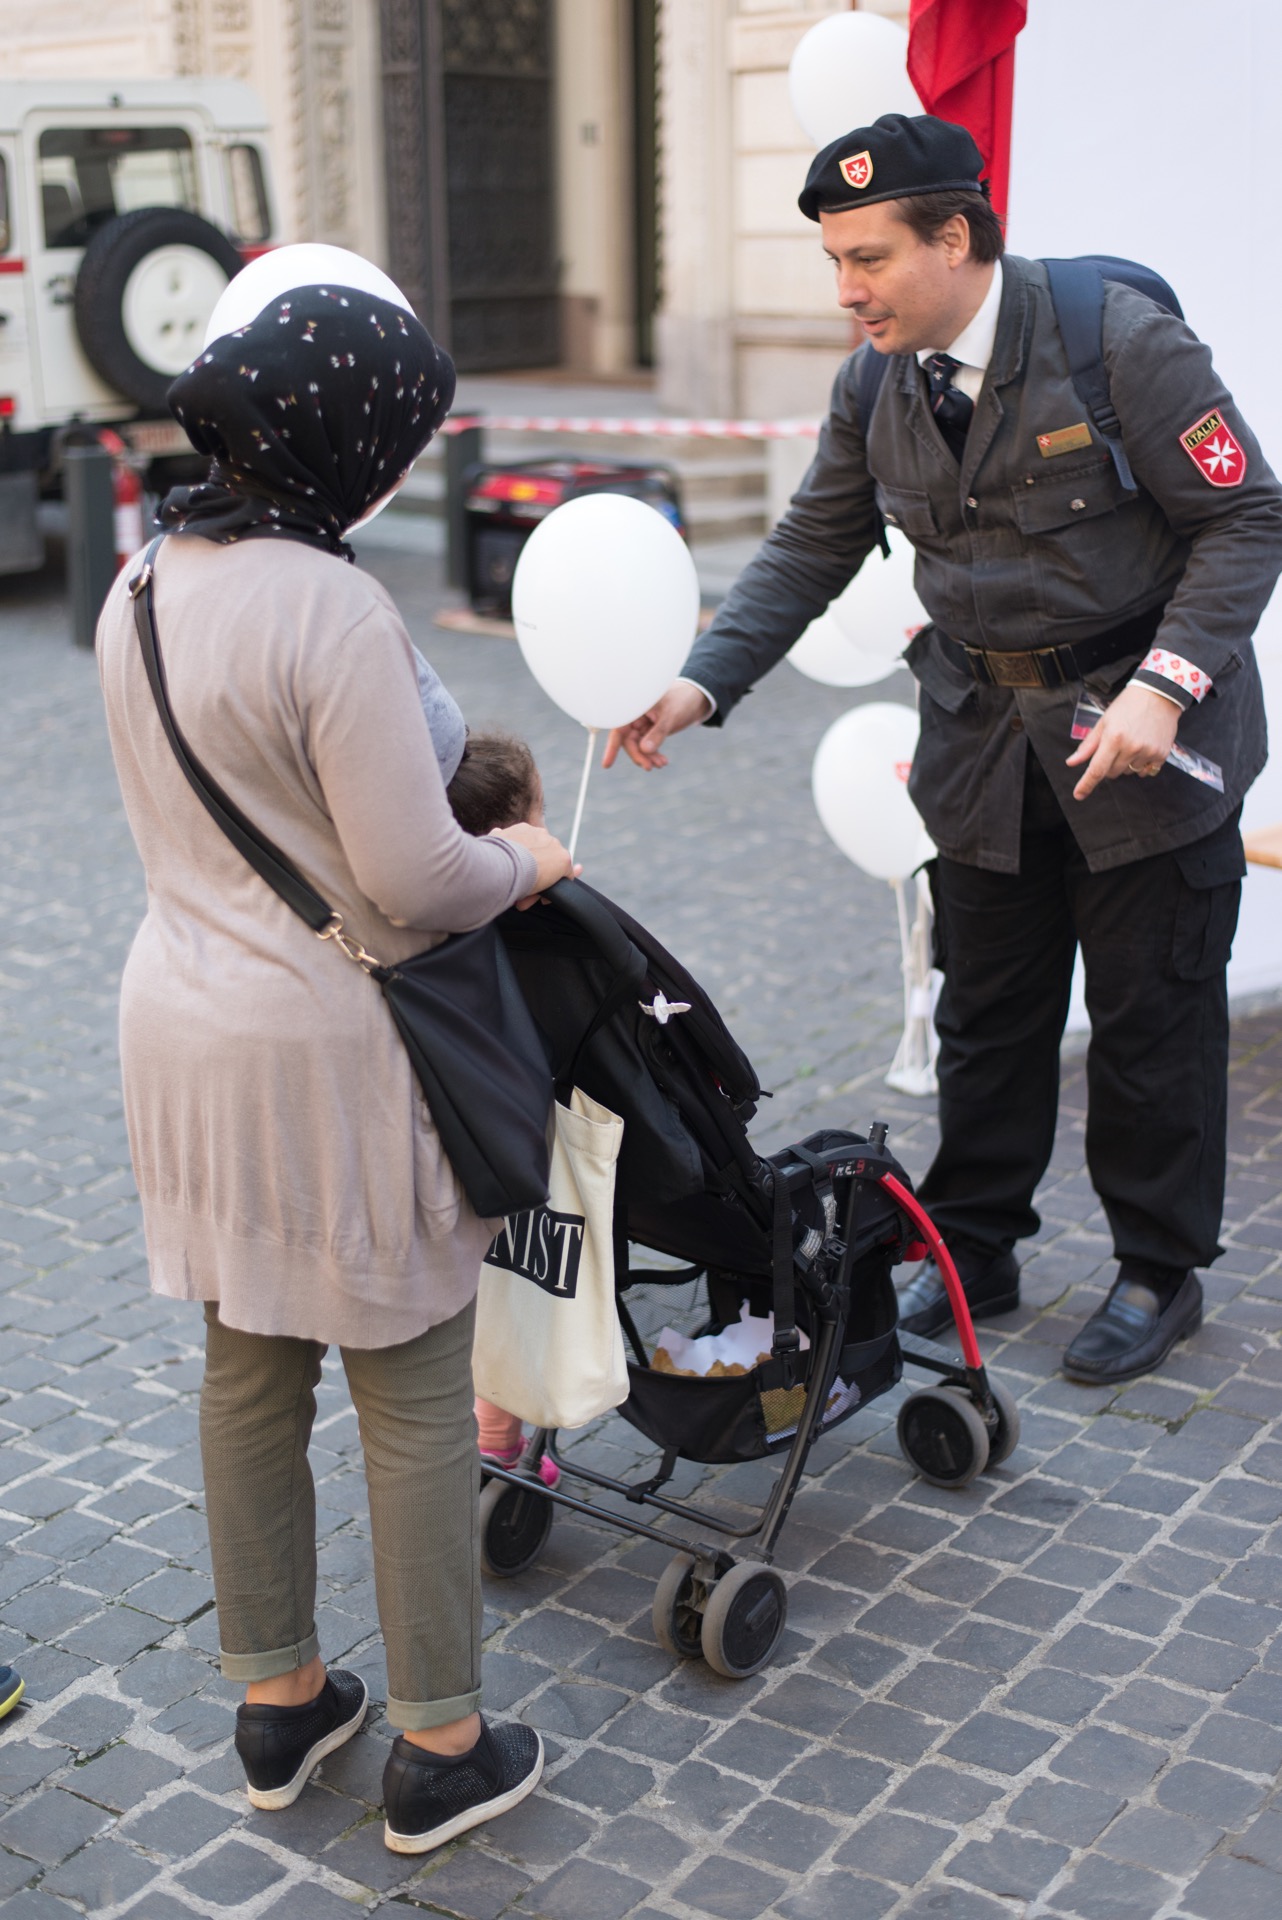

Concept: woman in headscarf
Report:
left=96, top=282, right=571, bottom=1852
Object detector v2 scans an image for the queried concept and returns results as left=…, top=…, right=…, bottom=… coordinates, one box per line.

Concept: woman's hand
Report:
left=1066, top=683, right=1181, bottom=801
left=493, top=822, right=579, bottom=906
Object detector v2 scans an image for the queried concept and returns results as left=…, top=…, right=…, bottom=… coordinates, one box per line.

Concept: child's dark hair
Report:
left=447, top=730, right=540, bottom=835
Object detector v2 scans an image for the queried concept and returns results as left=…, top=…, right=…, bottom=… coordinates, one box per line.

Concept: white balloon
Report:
left=787, top=611, right=897, bottom=688
left=512, top=494, right=701, bottom=731
left=812, top=702, right=933, bottom=882
left=202, top=244, right=414, bottom=349
left=828, top=528, right=927, bottom=661
left=788, top=12, right=919, bottom=150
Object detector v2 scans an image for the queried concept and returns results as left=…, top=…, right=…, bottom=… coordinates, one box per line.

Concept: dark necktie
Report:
left=924, top=352, right=974, bottom=462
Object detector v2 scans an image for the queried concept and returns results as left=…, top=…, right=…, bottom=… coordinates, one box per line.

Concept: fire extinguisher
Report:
left=97, top=430, right=146, bottom=572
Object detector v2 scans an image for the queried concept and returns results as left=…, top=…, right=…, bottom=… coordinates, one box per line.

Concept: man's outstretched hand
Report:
left=603, top=681, right=713, bottom=771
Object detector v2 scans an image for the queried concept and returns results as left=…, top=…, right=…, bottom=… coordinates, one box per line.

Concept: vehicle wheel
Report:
left=478, top=1475, right=553, bottom=1579
left=897, top=1386, right=991, bottom=1488
left=652, top=1552, right=705, bottom=1660
left=700, top=1561, right=788, bottom=1679
left=74, top=207, right=244, bottom=412
left=982, top=1379, right=1022, bottom=1468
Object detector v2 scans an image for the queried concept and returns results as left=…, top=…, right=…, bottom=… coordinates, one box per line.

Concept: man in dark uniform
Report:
left=605, top=113, right=1282, bottom=1384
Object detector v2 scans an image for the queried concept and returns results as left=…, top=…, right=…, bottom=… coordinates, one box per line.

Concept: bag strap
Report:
left=128, top=536, right=378, bottom=968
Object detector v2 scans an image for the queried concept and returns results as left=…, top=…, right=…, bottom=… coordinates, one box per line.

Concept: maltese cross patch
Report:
left=1179, top=409, right=1246, bottom=487
left=839, top=151, right=874, bottom=190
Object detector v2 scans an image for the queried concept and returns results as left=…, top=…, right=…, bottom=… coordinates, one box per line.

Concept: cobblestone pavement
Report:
left=2, top=532, right=1281, bottom=1920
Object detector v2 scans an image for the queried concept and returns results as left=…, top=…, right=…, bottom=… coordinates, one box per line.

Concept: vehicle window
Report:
left=226, top=143, right=270, bottom=246
left=0, top=153, right=8, bottom=253
left=38, top=126, right=198, bottom=248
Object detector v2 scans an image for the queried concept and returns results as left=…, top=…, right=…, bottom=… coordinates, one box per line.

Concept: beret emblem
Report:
left=838, top=151, right=874, bottom=190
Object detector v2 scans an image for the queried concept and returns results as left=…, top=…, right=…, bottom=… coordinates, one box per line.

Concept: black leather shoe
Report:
left=896, top=1245, right=1021, bottom=1339
left=1062, top=1266, right=1202, bottom=1384
left=384, top=1717, right=544, bottom=1854
left=235, top=1669, right=368, bottom=1810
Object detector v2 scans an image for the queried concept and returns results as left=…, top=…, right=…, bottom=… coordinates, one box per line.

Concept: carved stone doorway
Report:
left=379, top=0, right=558, bottom=371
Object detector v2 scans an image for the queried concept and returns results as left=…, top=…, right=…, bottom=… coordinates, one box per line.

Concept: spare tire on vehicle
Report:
left=74, top=207, right=244, bottom=413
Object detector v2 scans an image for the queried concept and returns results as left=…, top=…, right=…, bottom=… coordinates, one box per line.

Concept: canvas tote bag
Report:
left=472, top=1087, right=627, bottom=1431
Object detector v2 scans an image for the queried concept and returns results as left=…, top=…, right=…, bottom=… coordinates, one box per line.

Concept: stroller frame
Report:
left=479, top=1130, right=1017, bottom=1679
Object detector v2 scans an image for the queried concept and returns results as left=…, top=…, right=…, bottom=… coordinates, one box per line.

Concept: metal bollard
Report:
left=444, top=419, right=483, bottom=591
left=65, top=443, right=118, bottom=650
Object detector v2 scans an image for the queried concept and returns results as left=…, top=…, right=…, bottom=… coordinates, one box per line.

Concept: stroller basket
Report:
left=619, top=1239, right=902, bottom=1467
left=482, top=881, right=1020, bottom=1680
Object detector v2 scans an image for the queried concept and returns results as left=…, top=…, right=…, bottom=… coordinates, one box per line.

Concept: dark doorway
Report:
left=380, top=0, right=559, bottom=371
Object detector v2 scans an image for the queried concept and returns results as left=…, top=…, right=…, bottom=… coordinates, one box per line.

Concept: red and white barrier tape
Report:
left=440, top=413, right=820, bottom=439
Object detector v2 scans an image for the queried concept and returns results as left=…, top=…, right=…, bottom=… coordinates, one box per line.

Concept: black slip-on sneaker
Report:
left=383, top=1717, right=543, bottom=1854
left=234, top=1669, right=368, bottom=1810
left=0, top=1666, right=24, bottom=1721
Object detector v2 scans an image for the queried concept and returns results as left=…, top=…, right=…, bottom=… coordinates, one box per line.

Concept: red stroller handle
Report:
left=879, top=1172, right=984, bottom=1371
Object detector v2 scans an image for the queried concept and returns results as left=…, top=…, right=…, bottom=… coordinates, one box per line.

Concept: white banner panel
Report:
left=1009, top=0, right=1282, bottom=1007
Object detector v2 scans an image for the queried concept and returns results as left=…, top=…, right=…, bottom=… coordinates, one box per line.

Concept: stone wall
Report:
left=659, top=0, right=910, bottom=418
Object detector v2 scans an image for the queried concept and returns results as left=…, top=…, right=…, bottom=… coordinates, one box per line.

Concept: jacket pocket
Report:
left=1012, top=458, right=1122, bottom=535
left=1169, top=815, right=1245, bottom=982
left=875, top=483, right=938, bottom=538
left=905, top=625, right=977, bottom=714
left=1012, top=457, right=1143, bottom=624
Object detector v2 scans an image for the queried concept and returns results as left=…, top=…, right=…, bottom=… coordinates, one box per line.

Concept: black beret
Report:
left=798, top=112, right=985, bottom=222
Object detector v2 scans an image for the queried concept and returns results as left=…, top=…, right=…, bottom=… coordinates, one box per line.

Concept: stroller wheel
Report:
left=700, top=1562, right=788, bottom=1679
left=897, top=1386, right=990, bottom=1488
left=479, top=1475, right=554, bottom=1578
left=652, top=1552, right=705, bottom=1660
left=985, top=1379, right=1022, bottom=1468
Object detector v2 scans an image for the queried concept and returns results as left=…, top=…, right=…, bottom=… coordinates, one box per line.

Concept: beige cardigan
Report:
left=97, top=535, right=537, bottom=1348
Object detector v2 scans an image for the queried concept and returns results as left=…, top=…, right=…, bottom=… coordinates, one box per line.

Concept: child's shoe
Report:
left=480, top=1443, right=559, bottom=1490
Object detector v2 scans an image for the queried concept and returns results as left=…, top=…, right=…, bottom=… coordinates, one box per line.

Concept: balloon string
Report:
left=568, top=727, right=597, bottom=866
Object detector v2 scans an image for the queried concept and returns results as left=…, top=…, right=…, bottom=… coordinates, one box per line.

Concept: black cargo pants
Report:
left=917, top=750, right=1244, bottom=1272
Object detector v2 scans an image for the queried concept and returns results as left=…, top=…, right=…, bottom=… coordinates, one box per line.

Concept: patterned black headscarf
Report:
left=160, top=286, right=455, bottom=562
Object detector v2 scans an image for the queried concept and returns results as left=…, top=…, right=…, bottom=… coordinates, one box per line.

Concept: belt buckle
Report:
left=974, top=649, right=1048, bottom=689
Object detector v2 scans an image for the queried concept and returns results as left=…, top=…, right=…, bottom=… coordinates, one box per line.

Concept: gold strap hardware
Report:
left=128, top=561, right=153, bottom=600
left=317, top=913, right=382, bottom=973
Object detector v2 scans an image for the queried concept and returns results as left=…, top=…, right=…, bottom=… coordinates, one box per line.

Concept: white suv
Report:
left=0, top=78, right=277, bottom=573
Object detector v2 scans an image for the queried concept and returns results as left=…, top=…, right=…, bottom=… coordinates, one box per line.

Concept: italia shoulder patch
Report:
left=1179, top=409, right=1246, bottom=487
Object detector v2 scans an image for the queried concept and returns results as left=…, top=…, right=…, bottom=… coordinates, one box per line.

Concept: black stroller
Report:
left=480, top=881, right=1019, bottom=1679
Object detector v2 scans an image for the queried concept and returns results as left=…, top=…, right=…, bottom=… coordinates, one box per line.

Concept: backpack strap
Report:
left=853, top=345, right=893, bottom=557
left=1043, top=256, right=1137, bottom=492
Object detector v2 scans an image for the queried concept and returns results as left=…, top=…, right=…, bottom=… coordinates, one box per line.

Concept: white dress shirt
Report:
left=916, top=258, right=1003, bottom=401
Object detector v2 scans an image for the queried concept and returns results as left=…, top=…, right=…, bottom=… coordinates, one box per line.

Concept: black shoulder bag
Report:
left=128, top=536, right=553, bottom=1219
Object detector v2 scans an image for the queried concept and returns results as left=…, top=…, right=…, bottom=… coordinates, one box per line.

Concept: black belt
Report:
left=941, top=603, right=1167, bottom=689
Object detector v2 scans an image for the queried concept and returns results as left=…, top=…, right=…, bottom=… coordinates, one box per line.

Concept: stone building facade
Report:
left=0, top=0, right=911, bottom=413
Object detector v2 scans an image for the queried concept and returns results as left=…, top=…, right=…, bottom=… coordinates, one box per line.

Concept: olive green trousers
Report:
left=199, top=1298, right=481, bottom=1731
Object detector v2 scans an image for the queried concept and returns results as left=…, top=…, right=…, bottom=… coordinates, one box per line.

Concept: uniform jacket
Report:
left=682, top=254, right=1282, bottom=872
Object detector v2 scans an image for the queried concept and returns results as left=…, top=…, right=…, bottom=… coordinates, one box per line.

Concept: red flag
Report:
left=908, top=0, right=1028, bottom=222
